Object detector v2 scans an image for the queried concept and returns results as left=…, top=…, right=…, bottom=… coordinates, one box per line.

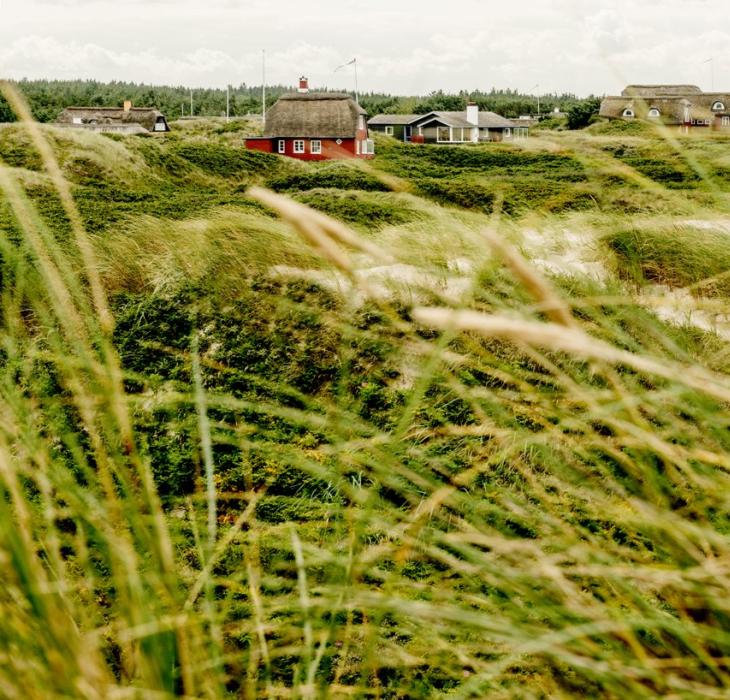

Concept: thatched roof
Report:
left=600, top=91, right=730, bottom=123
left=622, top=85, right=702, bottom=97
left=56, top=107, right=169, bottom=132
left=263, top=92, right=366, bottom=138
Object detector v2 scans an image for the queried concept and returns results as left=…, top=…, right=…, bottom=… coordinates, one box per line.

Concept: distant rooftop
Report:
left=621, top=85, right=703, bottom=97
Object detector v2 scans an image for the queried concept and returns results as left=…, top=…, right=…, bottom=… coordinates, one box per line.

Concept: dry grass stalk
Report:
left=248, top=187, right=354, bottom=272
left=480, top=226, right=576, bottom=327
left=0, top=80, right=114, bottom=334
left=248, top=186, right=392, bottom=267
left=412, top=307, right=730, bottom=403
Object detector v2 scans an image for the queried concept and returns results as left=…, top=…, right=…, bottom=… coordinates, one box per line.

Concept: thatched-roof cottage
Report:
left=246, top=78, right=373, bottom=160
left=56, top=102, right=170, bottom=134
left=369, top=104, right=527, bottom=143
left=600, top=85, right=730, bottom=132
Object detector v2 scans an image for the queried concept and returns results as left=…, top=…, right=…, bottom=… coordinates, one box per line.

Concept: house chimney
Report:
left=123, top=100, right=132, bottom=112
left=466, top=101, right=479, bottom=125
left=298, top=76, right=309, bottom=94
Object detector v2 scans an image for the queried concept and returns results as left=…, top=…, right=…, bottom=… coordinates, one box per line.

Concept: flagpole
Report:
left=354, top=58, right=359, bottom=105
left=262, top=49, right=267, bottom=127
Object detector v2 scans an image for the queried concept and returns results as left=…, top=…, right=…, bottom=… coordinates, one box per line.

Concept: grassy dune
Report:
left=1, top=102, right=730, bottom=698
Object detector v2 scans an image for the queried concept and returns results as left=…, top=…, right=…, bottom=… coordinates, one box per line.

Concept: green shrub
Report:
left=170, top=141, right=280, bottom=178
left=292, top=189, right=418, bottom=228
left=266, top=162, right=390, bottom=192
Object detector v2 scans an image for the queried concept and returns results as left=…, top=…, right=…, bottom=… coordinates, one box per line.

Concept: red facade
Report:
left=245, top=79, right=373, bottom=161
left=246, top=135, right=373, bottom=161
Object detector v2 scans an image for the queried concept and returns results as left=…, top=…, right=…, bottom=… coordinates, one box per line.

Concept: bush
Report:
left=566, top=97, right=601, bottom=130
left=293, top=189, right=418, bottom=228
left=266, top=162, right=390, bottom=192
left=170, top=141, right=280, bottom=178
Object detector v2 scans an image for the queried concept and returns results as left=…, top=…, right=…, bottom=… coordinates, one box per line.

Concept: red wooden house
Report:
left=246, top=78, right=374, bottom=160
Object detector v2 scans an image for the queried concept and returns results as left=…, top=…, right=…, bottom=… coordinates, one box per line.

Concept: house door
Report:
left=404, top=125, right=412, bottom=142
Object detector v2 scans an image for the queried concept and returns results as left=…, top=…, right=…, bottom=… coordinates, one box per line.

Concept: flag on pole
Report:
left=334, top=58, right=356, bottom=72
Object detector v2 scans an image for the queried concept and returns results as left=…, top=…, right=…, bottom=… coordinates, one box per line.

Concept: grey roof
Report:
left=370, top=109, right=517, bottom=130
left=263, top=92, right=367, bottom=138
left=56, top=106, right=169, bottom=132
left=368, top=114, right=420, bottom=125
left=414, top=110, right=516, bottom=129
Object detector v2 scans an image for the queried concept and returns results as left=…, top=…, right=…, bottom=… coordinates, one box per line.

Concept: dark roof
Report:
left=371, top=109, right=517, bottom=130
left=263, top=92, right=366, bottom=138
left=414, top=111, right=516, bottom=129
left=368, top=114, right=420, bottom=125
left=56, top=106, right=169, bottom=132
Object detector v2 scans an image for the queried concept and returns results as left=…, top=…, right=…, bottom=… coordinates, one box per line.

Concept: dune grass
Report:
left=604, top=222, right=730, bottom=296
left=1, top=82, right=730, bottom=698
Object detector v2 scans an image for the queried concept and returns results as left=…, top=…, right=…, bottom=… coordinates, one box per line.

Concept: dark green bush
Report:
left=293, top=189, right=417, bottom=228
left=266, top=163, right=389, bottom=192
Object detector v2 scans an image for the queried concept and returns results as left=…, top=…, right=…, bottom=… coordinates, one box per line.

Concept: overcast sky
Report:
left=0, top=0, right=728, bottom=96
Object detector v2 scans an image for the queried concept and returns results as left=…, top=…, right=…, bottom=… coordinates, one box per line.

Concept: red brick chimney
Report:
left=298, top=76, right=309, bottom=94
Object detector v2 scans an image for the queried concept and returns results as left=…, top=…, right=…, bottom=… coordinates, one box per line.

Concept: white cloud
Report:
left=0, top=0, right=728, bottom=95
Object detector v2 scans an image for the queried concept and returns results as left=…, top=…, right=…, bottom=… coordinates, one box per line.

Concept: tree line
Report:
left=0, top=79, right=601, bottom=125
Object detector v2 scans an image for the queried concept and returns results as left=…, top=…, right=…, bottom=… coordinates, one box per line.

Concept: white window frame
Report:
left=293, top=140, right=305, bottom=154
left=278, top=139, right=285, bottom=154
left=356, top=140, right=360, bottom=155
left=436, top=126, right=450, bottom=142
left=712, top=101, right=726, bottom=111
left=384, top=125, right=394, bottom=136
left=623, top=109, right=635, bottom=118
left=648, top=108, right=661, bottom=118
left=310, top=139, right=322, bottom=154
left=504, top=127, right=512, bottom=138
left=722, top=116, right=730, bottom=127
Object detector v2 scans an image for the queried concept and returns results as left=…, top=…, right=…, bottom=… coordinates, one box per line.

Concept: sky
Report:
left=0, top=0, right=728, bottom=97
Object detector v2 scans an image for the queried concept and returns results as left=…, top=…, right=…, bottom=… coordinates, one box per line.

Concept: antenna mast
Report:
left=262, top=50, right=267, bottom=126
left=354, top=58, right=359, bottom=105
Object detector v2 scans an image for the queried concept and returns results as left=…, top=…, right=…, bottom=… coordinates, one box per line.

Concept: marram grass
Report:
left=1, top=80, right=730, bottom=698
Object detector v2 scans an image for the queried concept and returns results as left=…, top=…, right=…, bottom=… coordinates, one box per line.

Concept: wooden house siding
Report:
left=245, top=137, right=373, bottom=160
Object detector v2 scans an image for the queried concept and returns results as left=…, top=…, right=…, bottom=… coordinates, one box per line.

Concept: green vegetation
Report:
left=0, top=79, right=595, bottom=124
left=2, top=91, right=730, bottom=698
left=605, top=222, right=730, bottom=295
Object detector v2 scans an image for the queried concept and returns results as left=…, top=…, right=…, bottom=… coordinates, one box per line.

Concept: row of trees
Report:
left=0, top=79, right=601, bottom=126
